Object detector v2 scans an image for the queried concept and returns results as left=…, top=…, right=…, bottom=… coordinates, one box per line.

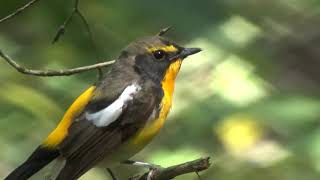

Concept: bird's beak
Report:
left=169, top=47, right=202, bottom=61
left=178, top=47, right=202, bottom=60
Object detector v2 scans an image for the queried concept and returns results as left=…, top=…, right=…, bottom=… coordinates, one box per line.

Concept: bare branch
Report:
left=52, top=10, right=76, bottom=43
left=0, top=49, right=115, bottom=77
left=129, top=157, right=211, bottom=180
left=52, top=0, right=95, bottom=46
left=0, top=0, right=41, bottom=24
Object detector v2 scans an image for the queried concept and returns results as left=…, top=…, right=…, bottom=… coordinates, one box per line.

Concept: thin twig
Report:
left=97, top=67, right=104, bottom=81
left=107, top=168, right=119, bottom=180
left=52, top=12, right=75, bottom=43
left=129, top=157, right=211, bottom=180
left=52, top=0, right=80, bottom=43
left=52, top=0, right=99, bottom=60
left=76, top=6, right=99, bottom=59
left=0, top=49, right=115, bottom=77
left=52, top=0, right=95, bottom=46
left=0, top=0, right=41, bottom=24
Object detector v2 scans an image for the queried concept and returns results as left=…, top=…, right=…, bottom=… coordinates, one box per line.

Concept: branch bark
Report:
left=0, top=49, right=115, bottom=77
left=129, top=157, right=211, bottom=180
left=0, top=0, right=41, bottom=24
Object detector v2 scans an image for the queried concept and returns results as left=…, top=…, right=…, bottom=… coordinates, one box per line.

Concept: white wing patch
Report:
left=86, top=83, right=141, bottom=127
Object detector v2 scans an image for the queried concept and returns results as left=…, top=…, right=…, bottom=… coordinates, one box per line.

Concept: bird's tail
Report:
left=5, top=146, right=59, bottom=180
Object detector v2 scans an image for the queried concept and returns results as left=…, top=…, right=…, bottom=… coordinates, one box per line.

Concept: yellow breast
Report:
left=129, top=59, right=182, bottom=149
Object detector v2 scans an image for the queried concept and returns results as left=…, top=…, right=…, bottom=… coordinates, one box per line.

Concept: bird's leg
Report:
left=122, top=160, right=162, bottom=170
left=195, top=171, right=202, bottom=180
left=106, top=168, right=119, bottom=180
left=122, top=160, right=162, bottom=180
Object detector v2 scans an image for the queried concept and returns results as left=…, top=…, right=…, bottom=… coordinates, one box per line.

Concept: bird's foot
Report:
left=122, top=159, right=162, bottom=170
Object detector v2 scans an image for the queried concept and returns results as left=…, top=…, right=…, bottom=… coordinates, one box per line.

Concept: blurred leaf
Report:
left=0, top=82, right=62, bottom=128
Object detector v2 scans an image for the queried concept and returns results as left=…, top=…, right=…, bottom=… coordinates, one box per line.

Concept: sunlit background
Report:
left=1, top=0, right=320, bottom=179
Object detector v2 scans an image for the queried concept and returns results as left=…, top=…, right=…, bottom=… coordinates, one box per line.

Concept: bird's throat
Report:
left=128, top=59, right=182, bottom=149
left=161, top=59, right=182, bottom=98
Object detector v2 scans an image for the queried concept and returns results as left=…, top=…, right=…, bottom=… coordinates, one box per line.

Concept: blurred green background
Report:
left=1, top=0, right=320, bottom=179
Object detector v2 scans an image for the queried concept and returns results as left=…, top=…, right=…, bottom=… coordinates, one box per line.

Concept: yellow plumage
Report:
left=42, top=86, right=95, bottom=148
left=129, top=59, right=182, bottom=148
left=43, top=46, right=182, bottom=150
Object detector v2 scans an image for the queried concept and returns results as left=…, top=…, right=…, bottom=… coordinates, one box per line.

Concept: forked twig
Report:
left=52, top=0, right=94, bottom=45
left=52, top=0, right=99, bottom=59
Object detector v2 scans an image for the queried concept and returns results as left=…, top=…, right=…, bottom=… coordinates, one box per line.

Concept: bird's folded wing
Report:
left=57, top=82, right=159, bottom=179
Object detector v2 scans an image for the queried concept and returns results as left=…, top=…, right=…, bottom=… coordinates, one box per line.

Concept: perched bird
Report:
left=5, top=31, right=201, bottom=180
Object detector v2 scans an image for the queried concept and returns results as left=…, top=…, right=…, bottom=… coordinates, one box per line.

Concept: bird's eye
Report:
left=153, top=50, right=166, bottom=60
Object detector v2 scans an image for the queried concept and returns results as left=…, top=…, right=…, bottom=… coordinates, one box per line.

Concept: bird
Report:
left=5, top=30, right=201, bottom=180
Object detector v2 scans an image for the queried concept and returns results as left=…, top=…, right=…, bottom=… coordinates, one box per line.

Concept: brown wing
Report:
left=56, top=80, right=161, bottom=180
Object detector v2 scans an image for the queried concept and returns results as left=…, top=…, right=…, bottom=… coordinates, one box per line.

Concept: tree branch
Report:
left=52, top=0, right=94, bottom=45
left=129, top=157, right=211, bottom=180
left=0, top=0, right=97, bottom=56
left=0, top=49, right=115, bottom=77
left=0, top=0, right=41, bottom=24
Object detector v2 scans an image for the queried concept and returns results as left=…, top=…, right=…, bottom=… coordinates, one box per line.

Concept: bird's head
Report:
left=116, top=29, right=201, bottom=83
